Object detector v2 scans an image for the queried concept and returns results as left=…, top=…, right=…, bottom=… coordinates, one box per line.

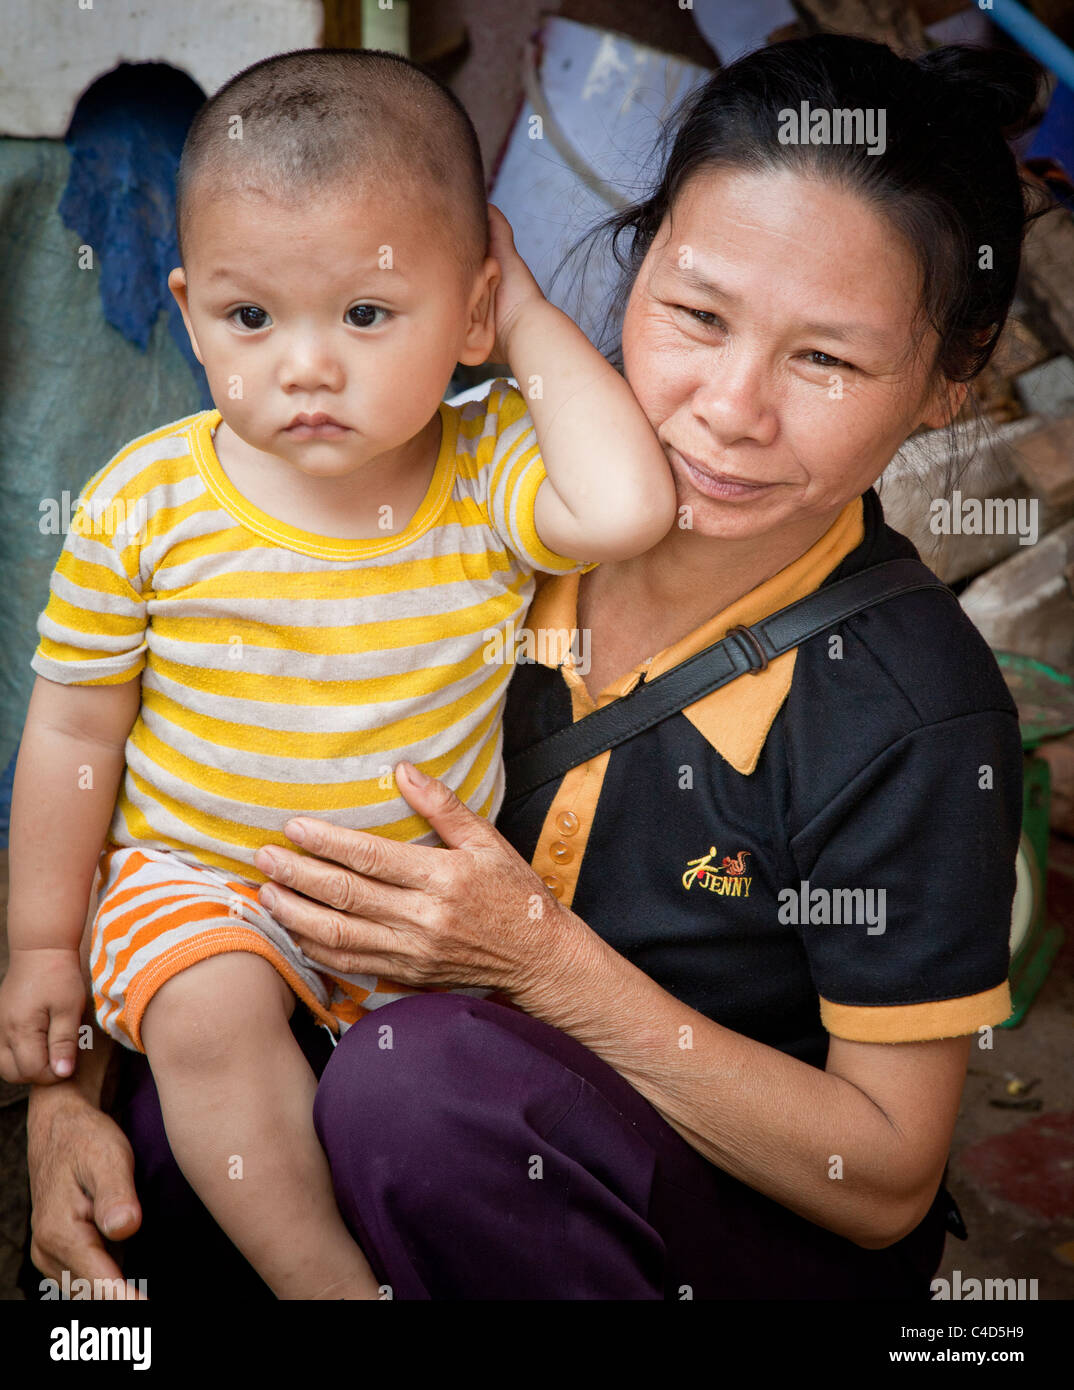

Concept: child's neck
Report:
left=211, top=413, right=442, bottom=541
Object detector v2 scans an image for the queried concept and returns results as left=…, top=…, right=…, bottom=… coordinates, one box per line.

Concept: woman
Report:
left=24, top=33, right=1043, bottom=1299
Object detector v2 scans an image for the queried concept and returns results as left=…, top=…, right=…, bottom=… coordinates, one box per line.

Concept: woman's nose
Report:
left=690, top=355, right=777, bottom=447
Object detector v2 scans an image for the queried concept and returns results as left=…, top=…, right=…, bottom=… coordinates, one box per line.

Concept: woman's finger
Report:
left=27, top=1087, right=145, bottom=1293
left=257, top=880, right=402, bottom=960
left=394, top=762, right=506, bottom=852
left=275, top=815, right=438, bottom=892
left=31, top=1216, right=127, bottom=1289
left=285, top=927, right=400, bottom=980
left=255, top=842, right=423, bottom=927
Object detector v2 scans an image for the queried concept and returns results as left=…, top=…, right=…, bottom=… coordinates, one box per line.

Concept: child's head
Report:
left=168, top=47, right=495, bottom=479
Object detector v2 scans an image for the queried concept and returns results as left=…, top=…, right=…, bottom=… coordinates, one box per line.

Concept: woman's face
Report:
left=620, top=165, right=965, bottom=543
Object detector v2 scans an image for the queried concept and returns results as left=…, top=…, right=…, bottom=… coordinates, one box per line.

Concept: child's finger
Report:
left=0, top=1044, right=22, bottom=1085
left=486, top=204, right=517, bottom=257
left=47, top=1010, right=81, bottom=1079
left=10, top=1026, right=50, bottom=1084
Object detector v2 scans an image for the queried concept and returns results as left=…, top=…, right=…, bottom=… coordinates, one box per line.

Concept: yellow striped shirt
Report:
left=31, top=380, right=595, bottom=883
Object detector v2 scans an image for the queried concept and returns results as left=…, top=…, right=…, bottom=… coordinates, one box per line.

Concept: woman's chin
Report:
left=675, top=484, right=792, bottom=542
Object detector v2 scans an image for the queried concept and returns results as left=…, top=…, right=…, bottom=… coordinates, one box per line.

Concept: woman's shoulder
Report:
left=790, top=488, right=1019, bottom=735
left=781, top=489, right=1022, bottom=835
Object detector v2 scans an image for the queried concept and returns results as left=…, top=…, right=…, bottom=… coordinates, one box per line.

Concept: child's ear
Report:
left=458, top=256, right=499, bottom=366
left=167, top=267, right=204, bottom=365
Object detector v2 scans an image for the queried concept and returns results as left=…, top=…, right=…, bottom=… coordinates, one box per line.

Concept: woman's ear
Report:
left=167, top=267, right=204, bottom=365
left=918, top=375, right=968, bottom=431
left=458, top=255, right=500, bottom=366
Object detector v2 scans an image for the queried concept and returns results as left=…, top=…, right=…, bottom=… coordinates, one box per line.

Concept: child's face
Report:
left=168, top=178, right=495, bottom=479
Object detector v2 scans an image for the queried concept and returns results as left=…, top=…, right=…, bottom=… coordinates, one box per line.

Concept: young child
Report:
left=0, top=49, right=675, bottom=1298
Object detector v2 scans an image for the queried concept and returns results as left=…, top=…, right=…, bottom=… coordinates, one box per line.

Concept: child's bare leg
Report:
left=140, top=951, right=380, bottom=1300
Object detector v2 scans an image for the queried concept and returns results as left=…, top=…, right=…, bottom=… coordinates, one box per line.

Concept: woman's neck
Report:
left=602, top=502, right=851, bottom=627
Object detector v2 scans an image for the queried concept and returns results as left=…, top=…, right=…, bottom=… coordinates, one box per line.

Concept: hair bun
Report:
left=915, top=43, right=1046, bottom=135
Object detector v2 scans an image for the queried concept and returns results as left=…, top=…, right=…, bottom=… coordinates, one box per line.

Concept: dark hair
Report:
left=174, top=47, right=488, bottom=277
left=559, top=34, right=1049, bottom=418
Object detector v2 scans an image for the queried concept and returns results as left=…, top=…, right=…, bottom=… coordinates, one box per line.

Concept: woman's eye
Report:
left=676, top=305, right=722, bottom=329
left=230, top=306, right=270, bottom=331
left=806, top=350, right=851, bottom=370
left=346, top=304, right=389, bottom=329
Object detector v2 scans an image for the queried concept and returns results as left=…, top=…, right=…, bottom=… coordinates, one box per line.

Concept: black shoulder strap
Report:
left=503, top=558, right=953, bottom=800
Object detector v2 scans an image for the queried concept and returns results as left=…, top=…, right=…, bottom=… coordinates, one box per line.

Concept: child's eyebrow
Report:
left=204, top=265, right=405, bottom=288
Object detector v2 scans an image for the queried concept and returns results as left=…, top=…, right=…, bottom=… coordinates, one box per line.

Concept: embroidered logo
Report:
left=682, top=846, right=753, bottom=897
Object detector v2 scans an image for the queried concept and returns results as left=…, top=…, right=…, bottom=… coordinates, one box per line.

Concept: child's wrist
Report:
left=497, top=283, right=547, bottom=358
left=7, top=943, right=83, bottom=966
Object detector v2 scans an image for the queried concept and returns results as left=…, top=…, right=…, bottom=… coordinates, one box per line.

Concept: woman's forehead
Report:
left=650, top=165, right=925, bottom=346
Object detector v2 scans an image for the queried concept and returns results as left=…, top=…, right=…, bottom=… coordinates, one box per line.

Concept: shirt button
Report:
left=541, top=875, right=563, bottom=896
left=555, top=811, right=579, bottom=835
left=550, top=841, right=573, bottom=864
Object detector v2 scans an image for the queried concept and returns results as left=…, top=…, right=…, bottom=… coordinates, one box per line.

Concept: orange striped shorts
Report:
left=89, top=845, right=476, bottom=1053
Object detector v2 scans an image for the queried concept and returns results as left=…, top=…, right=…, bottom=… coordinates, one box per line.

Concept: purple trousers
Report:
left=108, top=993, right=948, bottom=1299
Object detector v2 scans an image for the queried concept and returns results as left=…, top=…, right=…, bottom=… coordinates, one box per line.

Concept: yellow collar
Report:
left=526, top=495, right=866, bottom=774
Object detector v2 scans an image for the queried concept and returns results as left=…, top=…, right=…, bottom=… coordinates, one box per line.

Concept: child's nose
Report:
left=279, top=337, right=346, bottom=393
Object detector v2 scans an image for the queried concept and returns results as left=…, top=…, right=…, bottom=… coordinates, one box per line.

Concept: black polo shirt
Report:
left=497, top=487, right=1022, bottom=1071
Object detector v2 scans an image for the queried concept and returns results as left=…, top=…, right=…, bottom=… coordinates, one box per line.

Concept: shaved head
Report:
left=174, top=47, right=488, bottom=281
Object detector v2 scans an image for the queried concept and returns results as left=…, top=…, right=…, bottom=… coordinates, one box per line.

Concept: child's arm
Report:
left=488, top=204, right=677, bottom=563
left=0, top=675, right=140, bottom=1085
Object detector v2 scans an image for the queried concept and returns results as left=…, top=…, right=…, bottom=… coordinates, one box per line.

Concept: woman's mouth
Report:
left=670, top=447, right=776, bottom=500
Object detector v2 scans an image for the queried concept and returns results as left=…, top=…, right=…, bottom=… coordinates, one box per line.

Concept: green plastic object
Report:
left=995, top=651, right=1074, bottom=750
left=1002, top=754, right=1064, bottom=1028
left=991, top=650, right=1067, bottom=1024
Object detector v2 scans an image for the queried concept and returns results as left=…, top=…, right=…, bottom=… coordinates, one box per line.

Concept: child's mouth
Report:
left=284, top=414, right=350, bottom=440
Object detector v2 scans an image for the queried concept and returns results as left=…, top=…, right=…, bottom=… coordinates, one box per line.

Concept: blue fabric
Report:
left=59, top=61, right=209, bottom=374
left=0, top=64, right=209, bottom=776
left=1028, top=77, right=1074, bottom=186
left=0, top=745, right=12, bottom=847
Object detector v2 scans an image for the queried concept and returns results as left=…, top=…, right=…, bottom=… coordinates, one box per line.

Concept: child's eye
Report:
left=346, top=304, right=390, bottom=329
left=229, top=306, right=270, bottom=331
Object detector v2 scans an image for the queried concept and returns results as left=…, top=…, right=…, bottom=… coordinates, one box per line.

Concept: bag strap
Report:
left=504, top=558, right=954, bottom=800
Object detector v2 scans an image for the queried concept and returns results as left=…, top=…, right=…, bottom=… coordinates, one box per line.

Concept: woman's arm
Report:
left=506, top=922, right=970, bottom=1250
left=252, top=763, right=969, bottom=1250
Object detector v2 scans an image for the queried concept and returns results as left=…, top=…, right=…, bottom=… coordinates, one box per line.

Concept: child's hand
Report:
left=487, top=203, right=545, bottom=362
left=0, top=948, right=86, bottom=1084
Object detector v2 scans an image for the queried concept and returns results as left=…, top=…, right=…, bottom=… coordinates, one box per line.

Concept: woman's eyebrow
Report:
left=669, top=263, right=885, bottom=347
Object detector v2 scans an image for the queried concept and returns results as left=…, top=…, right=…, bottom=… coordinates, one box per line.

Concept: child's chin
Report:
left=294, top=458, right=361, bottom=478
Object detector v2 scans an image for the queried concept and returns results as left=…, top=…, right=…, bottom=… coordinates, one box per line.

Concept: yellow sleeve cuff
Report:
left=819, top=981, right=1012, bottom=1042
left=514, top=469, right=593, bottom=574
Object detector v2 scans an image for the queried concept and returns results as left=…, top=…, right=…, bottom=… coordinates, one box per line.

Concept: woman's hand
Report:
left=487, top=203, right=545, bottom=365
left=252, top=761, right=591, bottom=999
left=26, top=1078, right=145, bottom=1297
